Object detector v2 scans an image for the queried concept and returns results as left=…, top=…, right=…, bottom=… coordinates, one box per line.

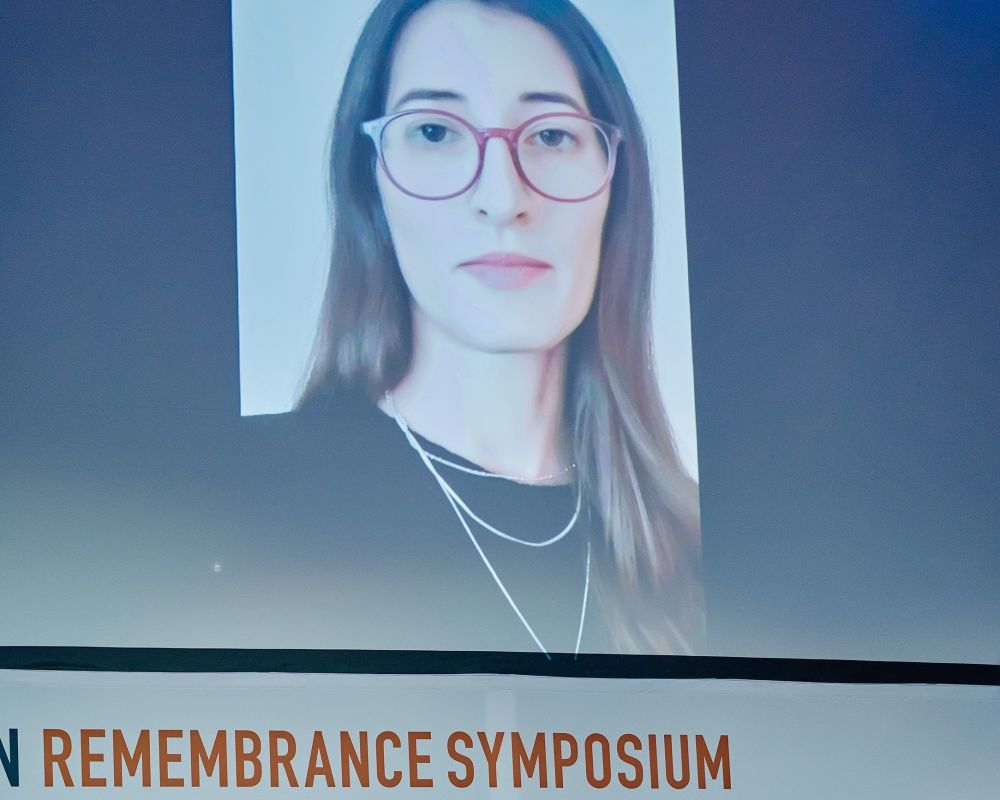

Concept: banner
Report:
left=2, top=670, right=997, bottom=797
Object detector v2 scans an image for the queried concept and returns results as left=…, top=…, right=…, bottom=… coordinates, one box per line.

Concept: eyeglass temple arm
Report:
left=360, top=119, right=384, bottom=139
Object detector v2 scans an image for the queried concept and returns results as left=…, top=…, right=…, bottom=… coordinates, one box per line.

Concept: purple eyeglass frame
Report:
left=360, top=108, right=623, bottom=203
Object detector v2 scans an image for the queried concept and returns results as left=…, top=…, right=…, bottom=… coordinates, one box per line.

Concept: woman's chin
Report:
left=428, top=293, right=587, bottom=356
left=444, top=323, right=570, bottom=356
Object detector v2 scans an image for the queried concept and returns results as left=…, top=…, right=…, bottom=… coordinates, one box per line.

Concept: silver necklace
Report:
left=385, top=392, right=590, bottom=658
left=424, top=451, right=577, bottom=484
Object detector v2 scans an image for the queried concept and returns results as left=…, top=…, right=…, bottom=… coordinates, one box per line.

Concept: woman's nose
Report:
left=469, top=138, right=532, bottom=225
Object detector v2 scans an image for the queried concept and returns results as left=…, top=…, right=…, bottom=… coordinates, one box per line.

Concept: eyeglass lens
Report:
left=378, top=112, right=612, bottom=201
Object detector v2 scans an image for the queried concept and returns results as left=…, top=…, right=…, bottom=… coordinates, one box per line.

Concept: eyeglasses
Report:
left=361, top=109, right=623, bottom=203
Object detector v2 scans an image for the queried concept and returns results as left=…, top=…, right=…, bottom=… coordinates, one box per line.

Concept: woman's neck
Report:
left=385, top=315, right=569, bottom=482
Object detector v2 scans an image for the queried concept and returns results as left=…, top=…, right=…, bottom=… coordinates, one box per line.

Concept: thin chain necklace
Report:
left=385, top=392, right=590, bottom=658
left=424, top=450, right=576, bottom=484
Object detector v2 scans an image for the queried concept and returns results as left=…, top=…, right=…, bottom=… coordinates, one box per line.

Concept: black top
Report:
left=219, top=390, right=615, bottom=655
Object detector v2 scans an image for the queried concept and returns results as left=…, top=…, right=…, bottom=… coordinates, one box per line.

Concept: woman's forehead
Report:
left=385, top=0, right=587, bottom=117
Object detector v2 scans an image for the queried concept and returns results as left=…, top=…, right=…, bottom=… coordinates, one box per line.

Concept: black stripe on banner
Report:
left=0, top=647, right=997, bottom=686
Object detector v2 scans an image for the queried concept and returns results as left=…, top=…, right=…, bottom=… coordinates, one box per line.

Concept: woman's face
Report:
left=378, top=0, right=611, bottom=354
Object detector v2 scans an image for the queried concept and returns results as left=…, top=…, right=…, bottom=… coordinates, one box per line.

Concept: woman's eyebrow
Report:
left=391, top=89, right=586, bottom=114
left=392, top=89, right=463, bottom=110
left=520, top=91, right=585, bottom=113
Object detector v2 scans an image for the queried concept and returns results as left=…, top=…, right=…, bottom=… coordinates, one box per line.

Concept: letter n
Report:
left=0, top=729, right=18, bottom=787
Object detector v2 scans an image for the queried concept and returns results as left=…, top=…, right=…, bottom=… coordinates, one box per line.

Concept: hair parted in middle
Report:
left=302, top=0, right=703, bottom=654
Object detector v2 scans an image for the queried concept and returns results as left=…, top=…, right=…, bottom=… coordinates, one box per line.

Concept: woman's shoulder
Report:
left=247, top=385, right=388, bottom=441
left=233, top=384, right=412, bottom=490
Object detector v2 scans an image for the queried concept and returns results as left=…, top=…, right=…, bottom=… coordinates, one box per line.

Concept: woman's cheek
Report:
left=561, top=204, right=606, bottom=320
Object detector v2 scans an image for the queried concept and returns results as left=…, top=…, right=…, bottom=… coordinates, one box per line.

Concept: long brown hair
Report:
left=301, top=0, right=703, bottom=653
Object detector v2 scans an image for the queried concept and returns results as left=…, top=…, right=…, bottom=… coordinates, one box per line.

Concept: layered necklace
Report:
left=385, top=393, right=590, bottom=658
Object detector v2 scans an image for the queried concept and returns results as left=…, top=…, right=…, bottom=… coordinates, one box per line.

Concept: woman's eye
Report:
left=526, top=127, right=581, bottom=150
left=537, top=128, right=569, bottom=147
left=402, top=120, right=463, bottom=147
left=419, top=124, right=448, bottom=143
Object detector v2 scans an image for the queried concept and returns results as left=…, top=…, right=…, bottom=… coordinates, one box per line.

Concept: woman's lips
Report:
left=458, top=252, right=553, bottom=290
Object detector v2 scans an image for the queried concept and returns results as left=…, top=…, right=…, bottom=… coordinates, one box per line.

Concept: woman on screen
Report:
left=297, top=0, right=702, bottom=655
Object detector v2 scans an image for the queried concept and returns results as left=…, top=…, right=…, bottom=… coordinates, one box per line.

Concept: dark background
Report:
left=1, top=0, right=997, bottom=662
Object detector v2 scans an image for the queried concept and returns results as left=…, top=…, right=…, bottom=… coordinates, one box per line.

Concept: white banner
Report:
left=1, top=670, right=997, bottom=798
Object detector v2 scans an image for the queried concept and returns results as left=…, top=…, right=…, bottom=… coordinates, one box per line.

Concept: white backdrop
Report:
left=232, top=0, right=699, bottom=478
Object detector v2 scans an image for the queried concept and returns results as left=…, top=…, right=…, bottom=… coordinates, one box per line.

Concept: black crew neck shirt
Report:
left=224, top=389, right=615, bottom=655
